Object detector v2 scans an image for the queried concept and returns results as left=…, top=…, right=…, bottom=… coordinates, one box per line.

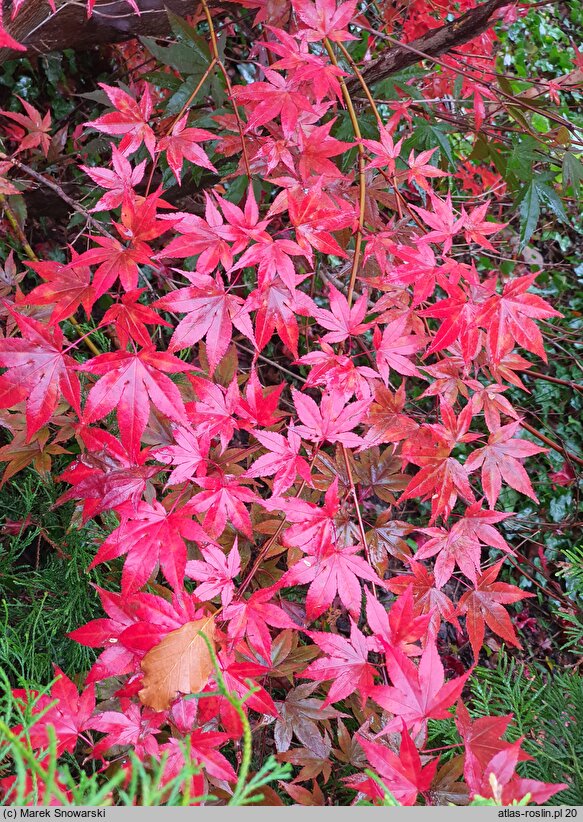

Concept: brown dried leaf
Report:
left=139, top=616, right=215, bottom=711
left=274, top=683, right=346, bottom=755
left=278, top=732, right=332, bottom=783
left=366, top=511, right=413, bottom=575
left=352, top=446, right=409, bottom=503
left=429, top=755, right=469, bottom=806
left=281, top=780, right=325, bottom=806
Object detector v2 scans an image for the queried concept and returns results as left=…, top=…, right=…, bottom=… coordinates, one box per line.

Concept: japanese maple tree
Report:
left=0, top=0, right=579, bottom=806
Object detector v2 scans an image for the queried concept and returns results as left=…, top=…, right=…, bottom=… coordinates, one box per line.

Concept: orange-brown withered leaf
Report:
left=139, top=616, right=215, bottom=711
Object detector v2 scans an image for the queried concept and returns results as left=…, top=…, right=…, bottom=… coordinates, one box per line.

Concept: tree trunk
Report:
left=0, top=0, right=200, bottom=63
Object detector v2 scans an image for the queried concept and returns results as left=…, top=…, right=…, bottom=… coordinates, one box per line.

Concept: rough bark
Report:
left=1, top=0, right=511, bottom=85
left=0, top=0, right=201, bottom=63
left=346, top=0, right=512, bottom=94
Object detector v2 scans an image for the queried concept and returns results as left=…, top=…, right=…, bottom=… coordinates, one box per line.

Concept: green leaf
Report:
left=409, top=120, right=455, bottom=168
left=537, top=180, right=568, bottom=222
left=507, top=136, right=544, bottom=182
left=562, top=153, right=583, bottom=197
left=531, top=112, right=550, bottom=133
left=517, top=173, right=568, bottom=249
left=166, top=10, right=212, bottom=60
left=518, top=181, right=540, bottom=248
left=139, top=37, right=207, bottom=75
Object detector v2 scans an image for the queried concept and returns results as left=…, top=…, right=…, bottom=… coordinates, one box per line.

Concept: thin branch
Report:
left=6, top=156, right=116, bottom=241
left=0, top=192, right=102, bottom=357
left=346, top=0, right=514, bottom=95
left=324, top=39, right=366, bottom=308
left=520, top=420, right=583, bottom=468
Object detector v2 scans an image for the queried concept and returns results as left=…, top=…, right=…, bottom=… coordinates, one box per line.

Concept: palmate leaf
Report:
left=518, top=174, right=568, bottom=249
left=458, top=560, right=533, bottom=660
left=562, top=152, right=583, bottom=198
left=78, top=347, right=192, bottom=458
left=0, top=309, right=81, bottom=439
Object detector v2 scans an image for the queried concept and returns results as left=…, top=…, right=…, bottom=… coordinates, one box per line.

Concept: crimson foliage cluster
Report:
left=0, top=0, right=579, bottom=805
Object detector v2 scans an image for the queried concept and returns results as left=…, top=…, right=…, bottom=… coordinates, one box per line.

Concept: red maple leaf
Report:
left=366, top=588, right=431, bottom=658
left=314, top=281, right=371, bottom=344
left=363, top=382, right=419, bottom=447
left=293, top=0, right=357, bottom=42
left=405, top=147, right=449, bottom=192
left=84, top=84, right=156, bottom=158
left=78, top=347, right=191, bottom=458
left=70, top=194, right=171, bottom=299
left=263, top=28, right=344, bottom=104
left=470, top=382, right=520, bottom=432
left=302, top=620, right=376, bottom=707
left=414, top=501, right=514, bottom=589
left=159, top=730, right=237, bottom=784
left=382, top=242, right=440, bottom=306
left=458, top=559, right=533, bottom=660
left=0, top=309, right=81, bottom=439
left=189, top=473, right=260, bottom=539
left=363, top=126, right=403, bottom=175
left=154, top=425, right=210, bottom=487
left=70, top=587, right=203, bottom=682
left=465, top=738, right=566, bottom=805
left=284, top=539, right=385, bottom=620
left=372, top=639, right=470, bottom=733
left=231, top=236, right=307, bottom=291
left=0, top=22, right=27, bottom=51
left=399, top=404, right=478, bottom=522
left=89, top=700, right=165, bottom=759
left=293, top=388, right=370, bottom=448
left=0, top=96, right=51, bottom=156
left=296, top=121, right=354, bottom=179
left=158, top=115, right=217, bottom=183
left=186, top=541, right=241, bottom=606
left=222, top=585, right=297, bottom=662
left=23, top=250, right=95, bottom=326
left=88, top=499, right=213, bottom=593
left=187, top=375, right=240, bottom=451
left=455, top=700, right=528, bottom=791
left=235, top=368, right=285, bottom=429
left=216, top=186, right=272, bottom=247
left=215, top=648, right=278, bottom=717
left=419, top=278, right=490, bottom=362
left=373, top=315, right=425, bottom=382
left=100, top=287, right=171, bottom=348
left=352, top=725, right=438, bottom=805
left=410, top=193, right=464, bottom=253
left=158, top=194, right=234, bottom=274
left=464, top=420, right=546, bottom=507
left=154, top=272, right=255, bottom=375
left=233, top=68, right=314, bottom=136
left=265, top=478, right=340, bottom=553
left=12, top=668, right=95, bottom=756
left=415, top=526, right=481, bottom=590
left=299, top=343, right=380, bottom=402
left=245, top=425, right=312, bottom=495
left=386, top=561, right=459, bottom=630
left=288, top=184, right=355, bottom=258
left=461, top=201, right=506, bottom=251
left=476, top=273, right=562, bottom=363
left=80, top=145, right=146, bottom=211
left=56, top=428, right=160, bottom=521
left=245, top=275, right=316, bottom=357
